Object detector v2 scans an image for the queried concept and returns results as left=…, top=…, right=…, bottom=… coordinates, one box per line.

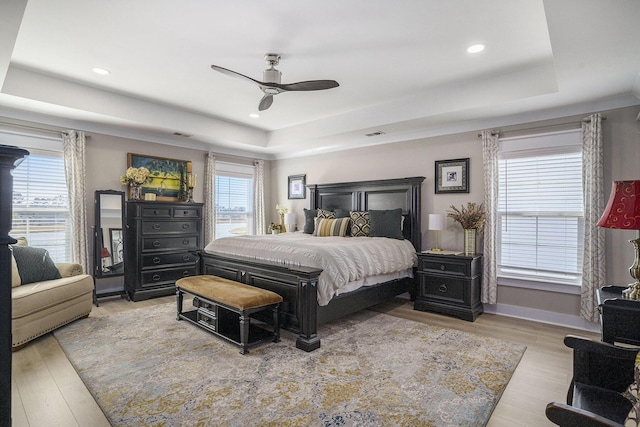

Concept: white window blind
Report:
left=215, top=162, right=254, bottom=238
left=10, top=150, right=72, bottom=262
left=498, top=130, right=584, bottom=285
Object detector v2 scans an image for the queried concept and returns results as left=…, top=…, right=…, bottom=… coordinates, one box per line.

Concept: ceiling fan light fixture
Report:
left=467, top=44, right=485, bottom=54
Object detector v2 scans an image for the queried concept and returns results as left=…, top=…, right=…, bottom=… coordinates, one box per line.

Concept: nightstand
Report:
left=414, top=252, right=483, bottom=321
left=597, top=285, right=640, bottom=346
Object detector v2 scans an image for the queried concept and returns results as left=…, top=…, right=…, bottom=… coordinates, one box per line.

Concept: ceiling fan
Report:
left=210, top=53, right=339, bottom=111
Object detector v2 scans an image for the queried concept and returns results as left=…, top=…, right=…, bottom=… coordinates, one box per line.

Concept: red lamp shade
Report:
left=597, top=180, right=640, bottom=230
left=101, top=247, right=111, bottom=258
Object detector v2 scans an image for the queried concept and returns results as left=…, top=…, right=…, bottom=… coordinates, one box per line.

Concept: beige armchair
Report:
left=11, top=239, right=93, bottom=350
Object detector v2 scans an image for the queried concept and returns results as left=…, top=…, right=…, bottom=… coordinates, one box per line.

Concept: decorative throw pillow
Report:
left=303, top=208, right=318, bottom=234
left=10, top=250, right=21, bottom=288
left=312, top=217, right=350, bottom=237
left=369, top=208, right=405, bottom=240
left=624, top=353, right=640, bottom=405
left=627, top=401, right=640, bottom=427
left=350, top=211, right=370, bottom=237
left=11, top=245, right=61, bottom=285
left=317, top=209, right=336, bottom=219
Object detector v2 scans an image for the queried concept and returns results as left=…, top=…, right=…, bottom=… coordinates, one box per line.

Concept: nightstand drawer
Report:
left=419, top=257, right=469, bottom=276
left=420, top=274, right=466, bottom=304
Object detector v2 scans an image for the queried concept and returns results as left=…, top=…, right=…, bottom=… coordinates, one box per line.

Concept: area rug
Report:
left=54, top=302, right=525, bottom=427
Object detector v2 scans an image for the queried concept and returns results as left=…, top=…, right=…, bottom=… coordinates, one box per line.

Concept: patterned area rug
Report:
left=54, top=302, right=525, bottom=426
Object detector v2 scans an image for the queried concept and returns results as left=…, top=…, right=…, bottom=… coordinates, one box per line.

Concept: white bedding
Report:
left=203, top=233, right=418, bottom=306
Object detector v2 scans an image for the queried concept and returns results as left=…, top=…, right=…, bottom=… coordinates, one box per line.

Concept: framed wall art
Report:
left=435, top=158, right=469, bottom=194
left=128, top=153, right=190, bottom=201
left=288, top=174, right=306, bottom=199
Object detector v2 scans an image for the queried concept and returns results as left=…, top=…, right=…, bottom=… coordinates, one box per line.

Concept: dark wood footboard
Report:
left=200, top=252, right=323, bottom=351
left=200, top=251, right=416, bottom=351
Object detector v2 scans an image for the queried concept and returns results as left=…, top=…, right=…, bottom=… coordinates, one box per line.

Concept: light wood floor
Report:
left=11, top=295, right=599, bottom=426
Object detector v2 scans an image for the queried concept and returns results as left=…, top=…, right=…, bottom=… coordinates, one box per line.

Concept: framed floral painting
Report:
left=127, top=153, right=190, bottom=201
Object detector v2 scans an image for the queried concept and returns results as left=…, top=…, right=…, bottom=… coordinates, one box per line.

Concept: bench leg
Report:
left=176, top=288, right=183, bottom=321
left=239, top=313, right=249, bottom=354
left=272, top=304, right=280, bottom=343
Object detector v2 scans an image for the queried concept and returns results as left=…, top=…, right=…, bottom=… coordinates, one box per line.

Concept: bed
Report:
left=199, top=176, right=425, bottom=351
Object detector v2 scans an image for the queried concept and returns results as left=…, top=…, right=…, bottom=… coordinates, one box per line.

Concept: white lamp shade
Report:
left=284, top=213, right=296, bottom=231
left=428, top=214, right=445, bottom=231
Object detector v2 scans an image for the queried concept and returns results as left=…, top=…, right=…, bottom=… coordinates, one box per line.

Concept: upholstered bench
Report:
left=175, top=275, right=283, bottom=354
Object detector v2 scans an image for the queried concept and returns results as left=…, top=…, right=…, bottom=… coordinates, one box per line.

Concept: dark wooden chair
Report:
left=546, top=335, right=639, bottom=426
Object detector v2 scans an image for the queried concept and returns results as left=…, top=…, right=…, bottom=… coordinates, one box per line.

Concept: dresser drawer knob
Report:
left=438, top=284, right=448, bottom=293
left=153, top=223, right=161, bottom=230
left=182, top=255, right=191, bottom=261
left=152, top=257, right=161, bottom=264
left=182, top=239, right=189, bottom=245
left=183, top=210, right=189, bottom=215
left=152, top=274, right=161, bottom=281
left=182, top=271, right=190, bottom=277
left=153, top=210, right=159, bottom=215
left=182, top=223, right=190, bottom=229
left=440, top=265, right=446, bottom=271
left=152, top=241, right=161, bottom=247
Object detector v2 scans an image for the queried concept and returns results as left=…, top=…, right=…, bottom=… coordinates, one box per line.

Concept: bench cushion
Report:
left=176, top=275, right=283, bottom=310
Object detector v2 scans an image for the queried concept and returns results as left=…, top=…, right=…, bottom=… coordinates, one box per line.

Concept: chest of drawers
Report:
left=414, top=252, right=483, bottom=321
left=124, top=201, right=203, bottom=301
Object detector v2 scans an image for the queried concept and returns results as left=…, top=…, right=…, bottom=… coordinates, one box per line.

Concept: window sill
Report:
left=497, top=275, right=581, bottom=295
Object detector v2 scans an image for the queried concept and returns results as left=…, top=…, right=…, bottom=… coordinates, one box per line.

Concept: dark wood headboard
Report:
left=307, top=176, right=425, bottom=252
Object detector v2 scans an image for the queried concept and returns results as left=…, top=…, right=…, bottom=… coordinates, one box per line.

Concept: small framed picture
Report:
left=288, top=174, right=306, bottom=199
left=435, top=158, right=469, bottom=194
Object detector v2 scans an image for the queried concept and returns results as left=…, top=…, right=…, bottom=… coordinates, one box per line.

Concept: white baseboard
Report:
left=484, top=303, right=601, bottom=334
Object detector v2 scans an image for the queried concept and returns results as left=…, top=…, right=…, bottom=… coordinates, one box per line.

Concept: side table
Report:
left=414, top=252, right=483, bottom=321
left=597, top=285, right=640, bottom=346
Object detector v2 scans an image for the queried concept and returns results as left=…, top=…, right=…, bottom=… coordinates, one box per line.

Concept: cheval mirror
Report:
left=93, top=190, right=125, bottom=305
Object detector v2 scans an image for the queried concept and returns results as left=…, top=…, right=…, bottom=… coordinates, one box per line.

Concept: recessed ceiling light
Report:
left=249, top=113, right=260, bottom=118
left=92, top=67, right=111, bottom=75
left=467, top=44, right=485, bottom=54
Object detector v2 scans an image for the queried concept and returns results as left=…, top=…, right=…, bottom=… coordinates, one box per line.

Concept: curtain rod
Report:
left=476, top=116, right=607, bottom=138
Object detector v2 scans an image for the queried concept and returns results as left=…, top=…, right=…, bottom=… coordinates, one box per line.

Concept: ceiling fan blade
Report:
left=277, top=80, right=340, bottom=92
left=211, top=64, right=263, bottom=87
left=258, top=94, right=273, bottom=111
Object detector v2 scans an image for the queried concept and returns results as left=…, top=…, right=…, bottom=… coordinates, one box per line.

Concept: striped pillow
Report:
left=313, top=217, right=350, bottom=237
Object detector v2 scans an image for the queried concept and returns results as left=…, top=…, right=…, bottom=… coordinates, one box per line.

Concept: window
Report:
left=497, top=130, right=584, bottom=285
left=10, top=150, right=72, bottom=262
left=215, top=162, right=254, bottom=238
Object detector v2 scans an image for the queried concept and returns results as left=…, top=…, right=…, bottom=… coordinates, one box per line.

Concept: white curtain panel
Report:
left=481, top=130, right=499, bottom=305
left=581, top=113, right=606, bottom=322
left=62, top=130, right=89, bottom=273
left=253, top=160, right=265, bottom=235
left=204, top=152, right=215, bottom=243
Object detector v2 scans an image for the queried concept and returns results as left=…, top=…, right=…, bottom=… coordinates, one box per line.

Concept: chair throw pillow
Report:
left=10, top=249, right=20, bottom=288
left=11, top=245, right=61, bottom=285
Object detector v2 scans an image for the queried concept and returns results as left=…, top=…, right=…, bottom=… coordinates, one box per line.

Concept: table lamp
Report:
left=597, top=180, right=640, bottom=299
left=284, top=212, right=296, bottom=232
left=428, top=213, right=446, bottom=251
left=101, top=247, right=111, bottom=272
